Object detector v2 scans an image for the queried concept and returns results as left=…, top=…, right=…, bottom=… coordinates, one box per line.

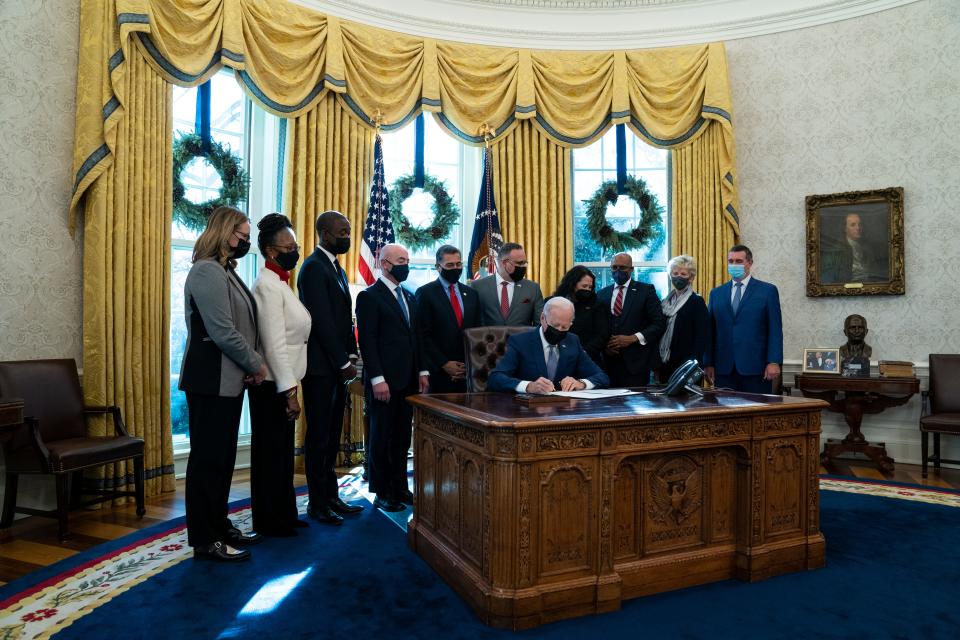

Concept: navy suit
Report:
left=414, top=278, right=479, bottom=393
left=705, top=277, right=783, bottom=394
left=596, top=280, right=665, bottom=387
left=487, top=328, right=609, bottom=392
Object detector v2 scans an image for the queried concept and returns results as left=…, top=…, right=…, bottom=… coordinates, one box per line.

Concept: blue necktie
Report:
left=546, top=345, right=559, bottom=381
left=334, top=258, right=349, bottom=294
left=732, top=282, right=743, bottom=314
left=395, top=287, right=410, bottom=325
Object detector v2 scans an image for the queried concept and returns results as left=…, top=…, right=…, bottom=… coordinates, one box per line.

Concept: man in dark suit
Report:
left=298, top=210, right=364, bottom=525
left=414, top=244, right=479, bottom=393
left=469, top=242, right=544, bottom=327
left=356, top=243, right=429, bottom=512
left=704, top=244, right=783, bottom=394
left=596, top=252, right=666, bottom=387
left=488, top=297, right=609, bottom=393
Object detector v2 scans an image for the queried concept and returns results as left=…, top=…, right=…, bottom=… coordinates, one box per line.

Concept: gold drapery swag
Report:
left=71, top=0, right=739, bottom=243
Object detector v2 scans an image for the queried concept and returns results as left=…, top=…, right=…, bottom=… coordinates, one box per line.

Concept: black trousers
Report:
left=301, top=373, right=347, bottom=505
left=248, top=381, right=299, bottom=532
left=366, top=382, right=415, bottom=499
left=715, top=367, right=772, bottom=394
left=428, top=373, right=466, bottom=394
left=185, top=391, right=244, bottom=548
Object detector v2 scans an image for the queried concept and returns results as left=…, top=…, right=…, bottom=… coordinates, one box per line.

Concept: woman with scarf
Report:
left=657, top=255, right=709, bottom=381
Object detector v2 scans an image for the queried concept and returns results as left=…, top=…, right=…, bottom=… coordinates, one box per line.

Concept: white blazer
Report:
left=251, top=268, right=312, bottom=392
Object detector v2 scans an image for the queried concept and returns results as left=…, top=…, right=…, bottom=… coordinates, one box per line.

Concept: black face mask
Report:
left=543, top=324, right=568, bottom=346
left=671, top=276, right=690, bottom=290
left=389, top=263, right=410, bottom=283
left=231, top=239, right=251, bottom=260
left=574, top=289, right=596, bottom=305
left=509, top=265, right=527, bottom=282
left=611, top=269, right=630, bottom=286
left=275, top=249, right=300, bottom=272
left=440, top=267, right=463, bottom=283
left=325, top=232, right=350, bottom=255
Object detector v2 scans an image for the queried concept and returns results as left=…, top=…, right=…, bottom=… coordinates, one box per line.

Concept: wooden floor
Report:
left=0, top=462, right=957, bottom=587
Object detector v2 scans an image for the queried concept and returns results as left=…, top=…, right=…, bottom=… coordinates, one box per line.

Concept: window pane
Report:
left=209, top=72, right=245, bottom=141
left=425, top=116, right=459, bottom=164
left=170, top=247, right=192, bottom=447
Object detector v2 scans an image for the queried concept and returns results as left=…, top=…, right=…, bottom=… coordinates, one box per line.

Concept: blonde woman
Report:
left=656, top=255, right=709, bottom=381
left=180, top=206, right=267, bottom=562
left=249, top=213, right=312, bottom=536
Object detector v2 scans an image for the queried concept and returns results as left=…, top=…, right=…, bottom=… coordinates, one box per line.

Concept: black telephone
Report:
left=651, top=359, right=704, bottom=396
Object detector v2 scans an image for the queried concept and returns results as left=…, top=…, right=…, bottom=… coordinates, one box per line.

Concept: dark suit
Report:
left=570, top=298, right=610, bottom=366
left=658, top=293, right=709, bottom=381
left=298, top=248, right=358, bottom=507
left=356, top=279, right=423, bottom=500
left=705, top=277, right=783, bottom=394
left=470, top=274, right=545, bottom=327
left=597, top=281, right=666, bottom=387
left=487, top=328, right=609, bottom=392
left=414, top=277, right=479, bottom=393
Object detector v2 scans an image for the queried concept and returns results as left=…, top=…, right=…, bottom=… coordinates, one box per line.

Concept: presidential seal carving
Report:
left=647, top=457, right=702, bottom=526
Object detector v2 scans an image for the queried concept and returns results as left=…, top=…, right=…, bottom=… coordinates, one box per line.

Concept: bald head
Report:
left=316, top=210, right=351, bottom=254
left=379, top=243, right=409, bottom=284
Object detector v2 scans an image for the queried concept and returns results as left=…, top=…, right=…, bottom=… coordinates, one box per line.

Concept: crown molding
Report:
left=292, top=0, right=922, bottom=49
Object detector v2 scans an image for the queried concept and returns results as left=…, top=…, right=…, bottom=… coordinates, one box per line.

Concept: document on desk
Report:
left=547, top=388, right=639, bottom=399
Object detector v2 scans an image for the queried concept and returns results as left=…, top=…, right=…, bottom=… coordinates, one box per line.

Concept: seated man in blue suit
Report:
left=487, top=297, right=610, bottom=393
left=704, top=244, right=783, bottom=394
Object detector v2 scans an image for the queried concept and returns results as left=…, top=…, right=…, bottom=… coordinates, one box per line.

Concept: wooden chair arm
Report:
left=83, top=405, right=130, bottom=437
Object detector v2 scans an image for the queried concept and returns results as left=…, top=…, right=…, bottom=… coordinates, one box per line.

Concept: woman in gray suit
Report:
left=180, top=206, right=267, bottom=562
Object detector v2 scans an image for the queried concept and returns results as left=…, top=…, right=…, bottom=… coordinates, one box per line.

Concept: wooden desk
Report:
left=407, top=391, right=828, bottom=630
left=795, top=374, right=920, bottom=472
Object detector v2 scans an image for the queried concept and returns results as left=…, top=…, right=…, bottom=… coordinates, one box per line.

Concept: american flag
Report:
left=467, top=145, right=503, bottom=279
left=358, top=133, right=394, bottom=285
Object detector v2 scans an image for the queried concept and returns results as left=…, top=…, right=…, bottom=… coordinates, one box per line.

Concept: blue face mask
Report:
left=611, top=269, right=631, bottom=286
left=727, top=264, right=746, bottom=280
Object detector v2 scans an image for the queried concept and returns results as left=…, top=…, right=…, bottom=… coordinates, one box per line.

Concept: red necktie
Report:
left=449, top=283, right=463, bottom=328
left=500, top=282, right=510, bottom=320
left=613, top=285, right=625, bottom=316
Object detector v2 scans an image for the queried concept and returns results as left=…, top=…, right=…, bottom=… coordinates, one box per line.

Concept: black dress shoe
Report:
left=328, top=497, right=364, bottom=515
left=194, top=541, right=251, bottom=562
left=398, top=490, right=414, bottom=505
left=307, top=504, right=344, bottom=525
left=373, top=495, right=405, bottom=512
left=226, top=527, right=263, bottom=546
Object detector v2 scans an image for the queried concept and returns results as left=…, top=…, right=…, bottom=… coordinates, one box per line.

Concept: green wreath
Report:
left=584, top=176, right=665, bottom=254
left=172, top=133, right=250, bottom=231
left=389, top=173, right=460, bottom=252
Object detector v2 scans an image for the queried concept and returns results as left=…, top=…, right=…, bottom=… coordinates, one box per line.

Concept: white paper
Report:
left=546, top=388, right=639, bottom=399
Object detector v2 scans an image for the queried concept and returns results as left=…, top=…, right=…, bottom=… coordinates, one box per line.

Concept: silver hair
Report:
left=543, top=296, right=575, bottom=320
left=667, top=254, right=698, bottom=278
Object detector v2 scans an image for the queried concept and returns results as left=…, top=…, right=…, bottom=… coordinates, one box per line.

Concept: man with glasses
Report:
left=470, top=242, right=545, bottom=327
left=414, top=245, right=479, bottom=393
left=596, top=252, right=666, bottom=387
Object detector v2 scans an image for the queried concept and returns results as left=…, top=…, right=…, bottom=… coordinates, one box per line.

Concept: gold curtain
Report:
left=492, top=122, right=572, bottom=296
left=81, top=46, right=176, bottom=498
left=671, top=124, right=738, bottom=298
left=285, top=93, right=374, bottom=470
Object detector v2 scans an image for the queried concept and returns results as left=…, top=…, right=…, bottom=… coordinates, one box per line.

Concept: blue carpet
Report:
left=47, top=489, right=959, bottom=640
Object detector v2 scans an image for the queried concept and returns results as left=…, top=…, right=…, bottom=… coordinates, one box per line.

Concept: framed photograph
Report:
left=805, top=187, right=905, bottom=296
left=802, top=348, right=840, bottom=374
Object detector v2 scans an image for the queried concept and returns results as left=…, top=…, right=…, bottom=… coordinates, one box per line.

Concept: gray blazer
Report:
left=469, top=274, right=545, bottom=327
left=179, top=259, right=264, bottom=397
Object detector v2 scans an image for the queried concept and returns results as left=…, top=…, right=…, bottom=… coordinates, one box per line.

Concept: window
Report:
left=379, top=117, right=482, bottom=290
left=169, top=70, right=282, bottom=451
left=572, top=127, right=670, bottom=298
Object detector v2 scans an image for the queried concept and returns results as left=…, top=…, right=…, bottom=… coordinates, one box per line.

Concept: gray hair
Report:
left=543, top=296, right=575, bottom=320
left=667, top=254, right=698, bottom=278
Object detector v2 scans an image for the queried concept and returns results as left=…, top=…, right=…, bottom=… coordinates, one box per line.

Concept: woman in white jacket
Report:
left=249, top=213, right=312, bottom=536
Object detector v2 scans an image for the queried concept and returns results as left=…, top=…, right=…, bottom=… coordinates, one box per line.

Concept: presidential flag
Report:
left=358, top=133, right=394, bottom=285
left=467, top=146, right=502, bottom=280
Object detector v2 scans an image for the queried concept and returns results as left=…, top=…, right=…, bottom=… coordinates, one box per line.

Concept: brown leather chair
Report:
left=463, top=326, right=535, bottom=392
left=920, top=354, right=960, bottom=478
left=0, top=359, right=145, bottom=539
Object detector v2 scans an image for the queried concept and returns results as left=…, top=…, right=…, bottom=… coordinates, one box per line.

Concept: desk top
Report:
left=408, top=390, right=827, bottom=430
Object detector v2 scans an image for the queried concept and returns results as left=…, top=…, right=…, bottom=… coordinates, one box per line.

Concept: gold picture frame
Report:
left=802, top=348, right=840, bottom=374
left=805, top=187, right=905, bottom=297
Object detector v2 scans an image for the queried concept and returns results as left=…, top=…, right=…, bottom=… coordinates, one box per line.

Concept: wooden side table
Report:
left=795, top=374, right=919, bottom=472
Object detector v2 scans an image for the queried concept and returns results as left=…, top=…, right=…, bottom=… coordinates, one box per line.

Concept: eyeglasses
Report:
left=233, top=230, right=250, bottom=242
left=506, top=259, right=529, bottom=268
left=272, top=243, right=300, bottom=253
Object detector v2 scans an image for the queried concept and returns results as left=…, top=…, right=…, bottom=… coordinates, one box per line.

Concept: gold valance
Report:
left=72, top=0, right=739, bottom=235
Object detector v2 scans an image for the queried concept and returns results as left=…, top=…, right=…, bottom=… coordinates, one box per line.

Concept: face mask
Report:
left=275, top=249, right=300, bottom=272
left=574, top=289, right=596, bottom=304
left=544, top=324, right=568, bottom=346
left=671, top=276, right=690, bottom=290
left=509, top=265, right=527, bottom=282
left=231, top=239, right=251, bottom=260
left=388, top=263, right=410, bottom=283
left=612, top=269, right=631, bottom=286
left=328, top=236, right=351, bottom=255
left=727, top=264, right=746, bottom=280
left=440, top=267, right=463, bottom=283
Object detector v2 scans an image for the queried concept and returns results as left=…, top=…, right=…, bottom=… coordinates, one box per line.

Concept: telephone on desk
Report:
left=650, top=359, right=705, bottom=396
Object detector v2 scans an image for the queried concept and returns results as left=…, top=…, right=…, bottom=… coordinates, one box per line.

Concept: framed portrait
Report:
left=802, top=348, right=840, bottom=374
left=805, top=187, right=905, bottom=296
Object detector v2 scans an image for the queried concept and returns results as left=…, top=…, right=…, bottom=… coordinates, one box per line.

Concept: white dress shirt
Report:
left=251, top=268, right=312, bottom=393
left=608, top=282, right=647, bottom=345
left=515, top=327, right=596, bottom=393
left=370, top=275, right=429, bottom=387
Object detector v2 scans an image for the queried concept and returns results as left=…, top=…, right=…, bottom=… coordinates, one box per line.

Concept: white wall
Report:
left=727, top=0, right=960, bottom=465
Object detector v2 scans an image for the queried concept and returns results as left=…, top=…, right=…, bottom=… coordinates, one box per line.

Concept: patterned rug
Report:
left=0, top=475, right=956, bottom=639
